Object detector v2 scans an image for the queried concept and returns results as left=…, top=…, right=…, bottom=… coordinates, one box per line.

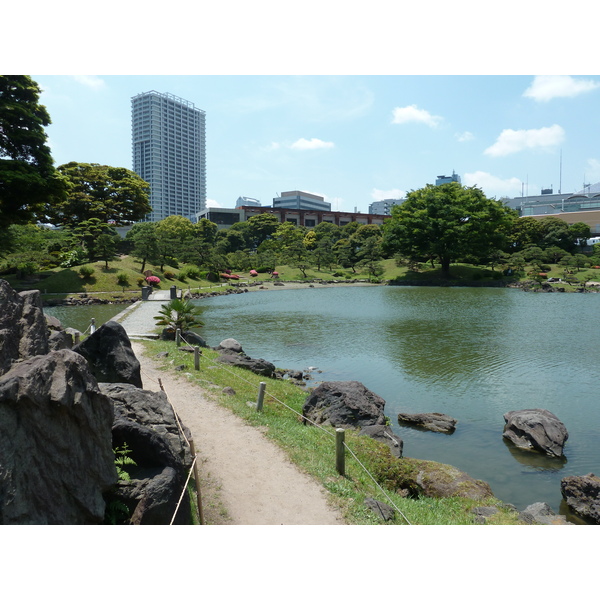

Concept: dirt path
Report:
left=131, top=341, right=345, bottom=525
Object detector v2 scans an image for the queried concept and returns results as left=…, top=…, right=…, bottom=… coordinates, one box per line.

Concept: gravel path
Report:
left=114, top=299, right=344, bottom=525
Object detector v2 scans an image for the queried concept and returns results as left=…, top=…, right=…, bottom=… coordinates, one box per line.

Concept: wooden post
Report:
left=74, top=331, right=80, bottom=345
left=194, top=346, right=200, bottom=371
left=176, top=328, right=181, bottom=347
left=256, top=382, right=266, bottom=412
left=188, top=438, right=204, bottom=525
left=336, top=428, right=346, bottom=476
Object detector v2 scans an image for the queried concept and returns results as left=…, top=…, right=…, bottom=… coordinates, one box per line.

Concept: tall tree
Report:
left=383, top=182, right=515, bottom=276
left=49, top=162, right=151, bottom=226
left=126, top=221, right=159, bottom=273
left=0, top=75, right=67, bottom=227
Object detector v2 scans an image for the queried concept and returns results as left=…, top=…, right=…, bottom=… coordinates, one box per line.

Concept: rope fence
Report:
left=90, top=317, right=411, bottom=526
left=163, top=328, right=412, bottom=525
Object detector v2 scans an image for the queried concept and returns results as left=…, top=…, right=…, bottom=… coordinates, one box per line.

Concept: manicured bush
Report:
left=78, top=265, right=95, bottom=279
left=116, top=272, right=130, bottom=287
left=146, top=275, right=161, bottom=286
left=163, top=271, right=175, bottom=280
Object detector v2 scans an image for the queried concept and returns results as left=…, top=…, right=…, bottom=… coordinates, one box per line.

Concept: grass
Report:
left=139, top=337, right=523, bottom=525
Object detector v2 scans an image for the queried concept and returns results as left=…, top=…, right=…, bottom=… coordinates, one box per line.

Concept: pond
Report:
left=193, top=285, right=600, bottom=516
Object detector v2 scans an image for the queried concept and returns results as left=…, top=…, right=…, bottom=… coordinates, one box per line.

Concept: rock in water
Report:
left=561, top=473, right=600, bottom=524
left=74, top=320, right=143, bottom=388
left=302, top=381, right=387, bottom=428
left=397, top=412, right=457, bottom=433
left=0, top=349, right=117, bottom=524
left=502, top=408, right=568, bottom=457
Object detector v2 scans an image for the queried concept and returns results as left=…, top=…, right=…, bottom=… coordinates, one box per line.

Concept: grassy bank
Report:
left=5, top=253, right=600, bottom=301
left=139, top=338, right=522, bottom=525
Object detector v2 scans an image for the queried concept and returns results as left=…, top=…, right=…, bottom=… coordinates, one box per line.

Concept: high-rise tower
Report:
left=131, top=90, right=206, bottom=222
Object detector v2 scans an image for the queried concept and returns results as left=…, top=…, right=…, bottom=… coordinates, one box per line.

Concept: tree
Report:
left=246, top=213, right=280, bottom=249
left=382, top=182, right=515, bottom=277
left=72, top=217, right=116, bottom=262
left=0, top=75, right=67, bottom=227
left=96, top=233, right=118, bottom=269
left=154, top=215, right=195, bottom=270
left=126, top=221, right=159, bottom=273
left=49, top=162, right=150, bottom=227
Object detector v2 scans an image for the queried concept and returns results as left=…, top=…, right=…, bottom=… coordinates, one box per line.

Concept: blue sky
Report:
left=30, top=74, right=600, bottom=214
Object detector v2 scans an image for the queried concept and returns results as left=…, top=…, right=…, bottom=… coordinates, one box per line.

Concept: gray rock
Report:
left=0, top=280, right=49, bottom=376
left=216, top=353, right=276, bottom=377
left=216, top=338, right=243, bottom=353
left=397, top=412, right=457, bottom=433
left=518, top=502, right=571, bottom=525
left=0, top=349, right=117, bottom=524
left=364, top=497, right=395, bottom=521
left=74, top=320, right=143, bottom=388
left=560, top=473, right=600, bottom=524
left=100, top=382, right=192, bottom=469
left=302, top=381, right=386, bottom=429
left=48, top=329, right=74, bottom=351
left=471, top=506, right=499, bottom=523
left=359, top=424, right=403, bottom=458
left=503, top=408, right=568, bottom=457
left=182, top=331, right=209, bottom=347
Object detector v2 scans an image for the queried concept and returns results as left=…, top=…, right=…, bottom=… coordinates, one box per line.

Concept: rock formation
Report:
left=397, top=412, right=457, bottom=433
left=502, top=408, right=569, bottom=457
left=560, top=473, right=600, bottom=524
left=0, top=349, right=117, bottom=524
left=73, top=320, right=143, bottom=388
left=0, top=279, right=193, bottom=525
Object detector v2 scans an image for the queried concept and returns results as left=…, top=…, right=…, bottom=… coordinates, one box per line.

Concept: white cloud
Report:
left=462, top=171, right=523, bottom=198
left=391, top=104, right=442, bottom=128
left=456, top=131, right=474, bottom=142
left=523, top=75, right=600, bottom=102
left=484, top=125, right=565, bottom=157
left=371, top=188, right=405, bottom=201
left=70, top=75, right=106, bottom=90
left=290, top=137, right=334, bottom=150
left=206, top=198, right=222, bottom=208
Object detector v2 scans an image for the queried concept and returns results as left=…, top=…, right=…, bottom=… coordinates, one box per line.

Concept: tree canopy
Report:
left=0, top=75, right=67, bottom=227
left=48, top=162, right=151, bottom=227
left=383, top=182, right=516, bottom=276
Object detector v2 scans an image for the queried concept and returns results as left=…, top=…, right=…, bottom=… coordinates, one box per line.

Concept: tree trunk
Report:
left=440, top=256, right=451, bottom=277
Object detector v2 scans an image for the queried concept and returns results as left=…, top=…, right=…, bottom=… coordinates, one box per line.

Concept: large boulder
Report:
left=503, top=408, right=568, bottom=457
left=397, top=412, right=457, bottom=433
left=0, top=349, right=117, bottom=524
left=560, top=473, right=600, bottom=524
left=100, top=382, right=192, bottom=469
left=74, top=320, right=143, bottom=388
left=102, top=382, right=192, bottom=525
left=302, top=381, right=386, bottom=429
left=518, top=502, right=571, bottom=525
left=0, top=280, right=49, bottom=376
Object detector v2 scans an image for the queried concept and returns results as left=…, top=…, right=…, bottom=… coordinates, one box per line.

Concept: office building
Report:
left=236, top=196, right=261, bottom=208
left=369, top=198, right=405, bottom=215
left=132, top=90, right=206, bottom=222
left=273, top=190, right=331, bottom=211
left=436, top=171, right=461, bottom=186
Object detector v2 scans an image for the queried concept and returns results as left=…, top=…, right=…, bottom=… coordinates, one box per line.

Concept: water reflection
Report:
left=501, top=437, right=568, bottom=471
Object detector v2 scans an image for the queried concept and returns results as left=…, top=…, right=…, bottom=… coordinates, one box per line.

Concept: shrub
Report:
left=182, top=266, right=201, bottom=280
left=116, top=272, right=130, bottom=287
left=163, top=270, right=176, bottom=280
left=146, top=275, right=161, bottom=286
left=177, top=272, right=187, bottom=283
left=136, top=277, right=145, bottom=287
left=79, top=265, right=95, bottom=279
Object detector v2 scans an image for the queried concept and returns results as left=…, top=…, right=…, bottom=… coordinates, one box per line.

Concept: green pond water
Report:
left=192, top=285, right=600, bottom=517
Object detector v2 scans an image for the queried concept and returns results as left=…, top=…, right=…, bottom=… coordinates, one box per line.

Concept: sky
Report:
left=29, top=74, right=600, bottom=214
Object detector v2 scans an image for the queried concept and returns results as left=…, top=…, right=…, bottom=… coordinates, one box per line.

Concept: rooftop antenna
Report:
left=559, top=149, right=562, bottom=194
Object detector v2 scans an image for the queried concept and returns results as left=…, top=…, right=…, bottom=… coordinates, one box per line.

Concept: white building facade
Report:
left=132, top=91, right=206, bottom=222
